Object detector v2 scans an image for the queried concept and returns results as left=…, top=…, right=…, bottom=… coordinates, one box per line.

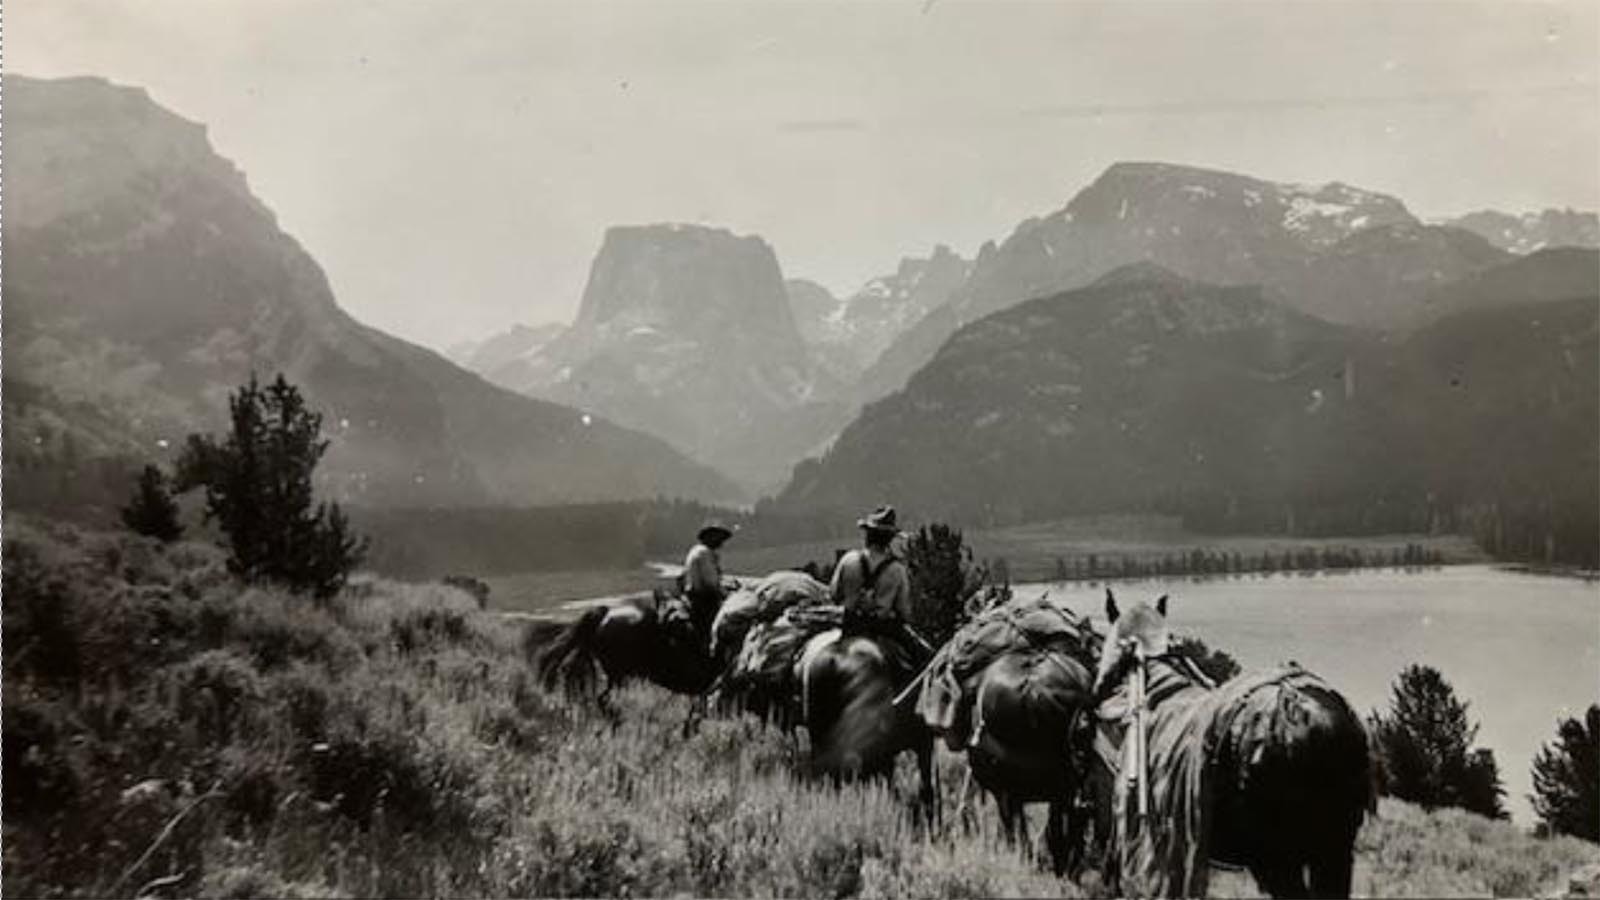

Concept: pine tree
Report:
left=1531, top=705, right=1600, bottom=841
left=1170, top=635, right=1241, bottom=684
left=177, top=373, right=367, bottom=600
left=120, top=464, right=184, bottom=542
left=1369, top=664, right=1507, bottom=818
left=905, top=523, right=983, bottom=647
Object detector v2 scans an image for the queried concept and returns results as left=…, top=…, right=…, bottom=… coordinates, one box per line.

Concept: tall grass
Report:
left=3, top=518, right=1594, bottom=898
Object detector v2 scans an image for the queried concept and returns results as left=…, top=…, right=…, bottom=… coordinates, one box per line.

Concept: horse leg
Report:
left=596, top=675, right=620, bottom=723
left=996, top=792, right=1021, bottom=847
left=1308, top=843, right=1355, bottom=899
left=997, top=794, right=1035, bottom=863
left=1046, top=800, right=1083, bottom=878
left=1063, top=795, right=1092, bottom=879
left=915, top=737, right=938, bottom=830
left=1249, top=860, right=1311, bottom=899
left=1016, top=800, right=1034, bottom=865
left=1043, top=802, right=1065, bottom=876
left=952, top=766, right=978, bottom=834
left=680, top=693, right=706, bottom=738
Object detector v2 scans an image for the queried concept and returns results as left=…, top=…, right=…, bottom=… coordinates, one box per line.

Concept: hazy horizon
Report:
left=12, top=0, right=1599, bottom=351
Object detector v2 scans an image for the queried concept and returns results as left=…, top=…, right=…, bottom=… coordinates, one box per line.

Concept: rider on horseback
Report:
left=831, top=506, right=933, bottom=685
left=683, top=519, right=737, bottom=646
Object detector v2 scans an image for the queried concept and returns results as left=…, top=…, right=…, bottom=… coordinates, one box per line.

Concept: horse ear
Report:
left=1105, top=588, right=1120, bottom=623
left=1156, top=594, right=1169, bottom=617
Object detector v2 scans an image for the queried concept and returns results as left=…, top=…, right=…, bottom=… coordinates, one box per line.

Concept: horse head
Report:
left=1093, top=588, right=1171, bottom=698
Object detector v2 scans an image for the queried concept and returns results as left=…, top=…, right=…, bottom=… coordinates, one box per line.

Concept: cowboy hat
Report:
left=697, top=519, right=737, bottom=542
left=856, top=505, right=898, bottom=534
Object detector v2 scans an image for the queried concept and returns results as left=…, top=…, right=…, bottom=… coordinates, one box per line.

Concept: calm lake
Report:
left=1013, top=565, right=1600, bottom=825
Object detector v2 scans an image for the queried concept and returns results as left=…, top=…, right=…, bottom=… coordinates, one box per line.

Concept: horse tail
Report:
left=534, top=606, right=608, bottom=694
left=1219, top=670, right=1374, bottom=876
left=1295, top=680, right=1376, bottom=825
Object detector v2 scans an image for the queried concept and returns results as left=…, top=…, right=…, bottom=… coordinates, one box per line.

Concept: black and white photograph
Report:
left=3, top=1, right=1598, bottom=897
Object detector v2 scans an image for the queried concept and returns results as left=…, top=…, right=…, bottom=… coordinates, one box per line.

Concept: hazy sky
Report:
left=13, top=1, right=1600, bottom=350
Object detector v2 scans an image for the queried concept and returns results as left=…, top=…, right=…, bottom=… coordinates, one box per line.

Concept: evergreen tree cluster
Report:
left=174, top=374, right=366, bottom=600
left=1369, top=664, right=1507, bottom=820
left=903, top=523, right=990, bottom=648
left=1168, top=635, right=1242, bottom=684
left=120, top=464, right=183, bottom=542
left=1531, top=704, right=1600, bottom=843
left=1050, top=542, right=1444, bottom=583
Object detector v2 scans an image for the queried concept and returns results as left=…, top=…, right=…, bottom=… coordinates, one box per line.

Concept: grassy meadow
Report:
left=4, top=518, right=1594, bottom=898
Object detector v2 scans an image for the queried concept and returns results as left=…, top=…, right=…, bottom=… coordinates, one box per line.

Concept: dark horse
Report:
left=1091, top=591, right=1373, bottom=898
left=531, top=590, right=720, bottom=709
left=797, top=630, right=938, bottom=821
left=965, top=647, right=1098, bottom=875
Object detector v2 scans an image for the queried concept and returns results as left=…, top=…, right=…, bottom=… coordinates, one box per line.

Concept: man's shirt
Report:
left=683, top=542, right=723, bottom=596
left=830, top=548, right=911, bottom=620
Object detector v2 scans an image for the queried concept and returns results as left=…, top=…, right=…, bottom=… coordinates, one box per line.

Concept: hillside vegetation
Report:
left=5, top=520, right=1595, bottom=898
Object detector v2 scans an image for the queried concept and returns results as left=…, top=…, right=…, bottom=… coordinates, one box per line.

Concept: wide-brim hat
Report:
left=698, top=519, right=737, bottom=541
left=856, top=505, right=898, bottom=534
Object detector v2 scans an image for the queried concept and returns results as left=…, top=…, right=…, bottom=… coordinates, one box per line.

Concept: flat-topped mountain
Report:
left=575, top=225, right=802, bottom=343
left=465, top=223, right=838, bottom=491
left=2, top=75, right=738, bottom=515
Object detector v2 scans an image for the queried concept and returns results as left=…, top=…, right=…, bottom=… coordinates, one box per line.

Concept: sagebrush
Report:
left=3, top=519, right=1595, bottom=899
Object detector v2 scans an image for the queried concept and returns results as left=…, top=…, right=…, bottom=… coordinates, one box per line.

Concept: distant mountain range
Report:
left=848, top=162, right=1524, bottom=407
left=446, top=323, right=567, bottom=376
left=2, top=75, right=739, bottom=517
left=452, top=238, right=972, bottom=492
left=1440, top=209, right=1599, bottom=255
left=786, top=245, right=971, bottom=383
left=449, top=159, right=1595, bottom=513
left=775, top=252, right=1598, bottom=561
left=13, top=72, right=1595, bottom=554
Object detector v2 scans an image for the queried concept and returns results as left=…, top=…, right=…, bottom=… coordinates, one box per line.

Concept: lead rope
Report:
left=1116, top=638, right=1151, bottom=876
left=1133, top=644, right=1150, bottom=824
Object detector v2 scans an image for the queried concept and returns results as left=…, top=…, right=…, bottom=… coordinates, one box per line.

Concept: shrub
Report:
left=1170, top=635, right=1242, bottom=683
left=200, top=865, right=349, bottom=900
left=1532, top=704, right=1600, bottom=842
left=158, top=650, right=268, bottom=746
left=441, top=575, right=491, bottom=609
left=121, top=463, right=185, bottom=542
left=905, top=523, right=988, bottom=647
left=390, top=606, right=473, bottom=655
left=1, top=689, right=82, bottom=821
left=176, top=373, right=367, bottom=600
left=223, top=591, right=364, bottom=673
left=2, top=539, right=82, bottom=683
left=1369, top=664, right=1507, bottom=819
